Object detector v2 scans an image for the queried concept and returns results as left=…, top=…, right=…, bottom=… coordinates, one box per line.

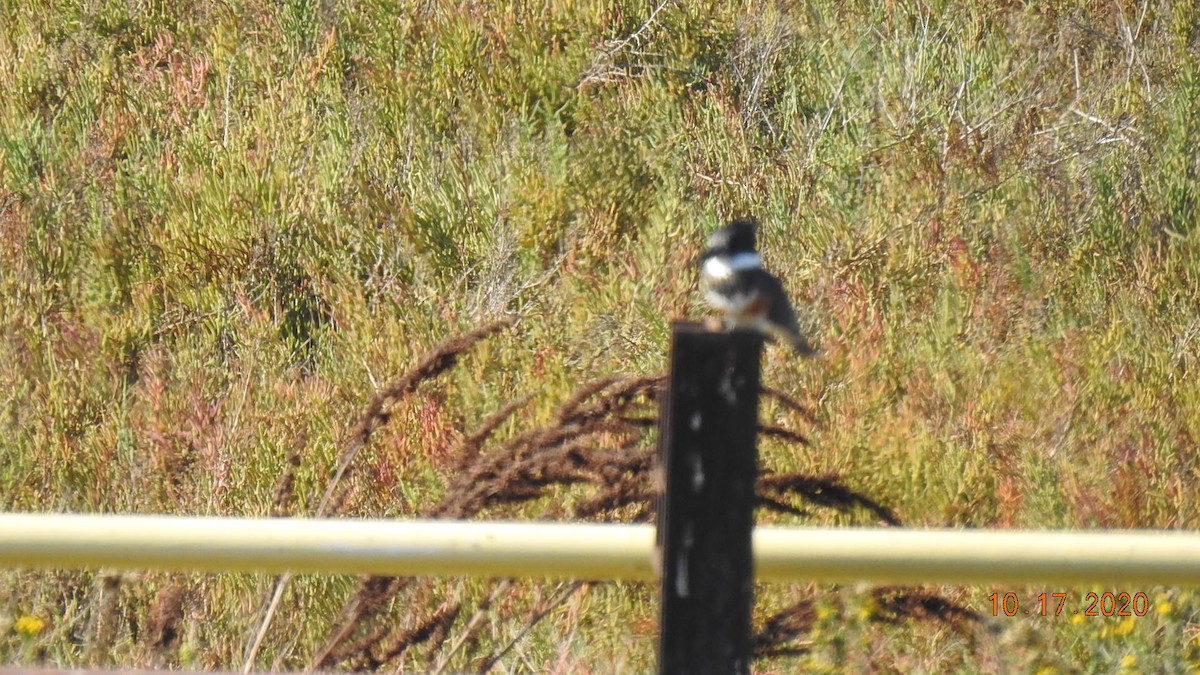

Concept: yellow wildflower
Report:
left=815, top=603, right=837, bottom=621
left=1113, top=617, right=1136, bottom=637
left=14, top=616, right=45, bottom=637
left=856, top=597, right=877, bottom=622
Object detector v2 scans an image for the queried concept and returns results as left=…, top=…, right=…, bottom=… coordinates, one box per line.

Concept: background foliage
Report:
left=3, top=0, right=1200, bottom=671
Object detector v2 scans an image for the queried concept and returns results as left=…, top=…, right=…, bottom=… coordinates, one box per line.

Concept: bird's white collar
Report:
left=703, top=252, right=761, bottom=279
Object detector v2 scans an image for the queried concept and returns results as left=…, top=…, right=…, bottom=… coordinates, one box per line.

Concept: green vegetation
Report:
left=3, top=0, right=1200, bottom=670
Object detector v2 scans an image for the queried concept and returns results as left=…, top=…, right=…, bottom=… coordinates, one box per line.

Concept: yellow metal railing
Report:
left=1, top=513, right=1198, bottom=586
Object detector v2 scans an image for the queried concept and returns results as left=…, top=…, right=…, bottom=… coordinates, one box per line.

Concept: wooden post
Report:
left=657, top=322, right=762, bottom=675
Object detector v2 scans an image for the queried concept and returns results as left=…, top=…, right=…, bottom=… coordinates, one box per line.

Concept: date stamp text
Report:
left=989, top=592, right=1149, bottom=617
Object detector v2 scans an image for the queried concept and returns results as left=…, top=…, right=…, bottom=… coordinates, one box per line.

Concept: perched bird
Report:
left=697, top=218, right=817, bottom=356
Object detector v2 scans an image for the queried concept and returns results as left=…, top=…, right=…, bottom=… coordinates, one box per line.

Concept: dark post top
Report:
left=657, top=322, right=762, bottom=675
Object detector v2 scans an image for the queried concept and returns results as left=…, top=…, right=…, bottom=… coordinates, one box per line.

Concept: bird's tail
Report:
left=762, top=322, right=818, bottom=358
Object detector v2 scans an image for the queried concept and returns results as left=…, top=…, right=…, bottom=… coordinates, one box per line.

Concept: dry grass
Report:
left=3, top=0, right=1200, bottom=671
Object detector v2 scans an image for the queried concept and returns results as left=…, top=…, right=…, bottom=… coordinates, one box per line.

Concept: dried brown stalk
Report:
left=753, top=598, right=816, bottom=658
left=758, top=473, right=901, bottom=526
left=245, top=320, right=514, bottom=673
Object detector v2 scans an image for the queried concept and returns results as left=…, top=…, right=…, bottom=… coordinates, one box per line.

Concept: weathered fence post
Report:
left=657, top=322, right=762, bottom=675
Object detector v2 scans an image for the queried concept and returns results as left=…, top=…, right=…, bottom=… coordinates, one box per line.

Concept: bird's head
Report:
left=696, top=218, right=759, bottom=266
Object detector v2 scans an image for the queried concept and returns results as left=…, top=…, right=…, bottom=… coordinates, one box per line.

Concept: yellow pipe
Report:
left=0, top=515, right=656, bottom=580
left=1, top=514, right=1198, bottom=586
left=753, top=528, right=1200, bottom=586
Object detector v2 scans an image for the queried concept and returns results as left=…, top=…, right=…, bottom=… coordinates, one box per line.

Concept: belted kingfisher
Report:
left=698, top=218, right=817, bottom=356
